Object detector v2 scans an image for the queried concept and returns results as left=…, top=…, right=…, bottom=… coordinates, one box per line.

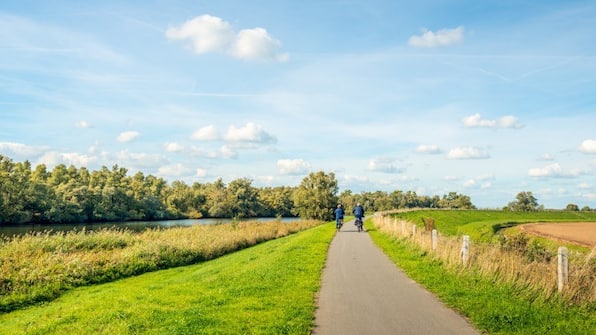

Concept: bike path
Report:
left=313, top=221, right=480, bottom=335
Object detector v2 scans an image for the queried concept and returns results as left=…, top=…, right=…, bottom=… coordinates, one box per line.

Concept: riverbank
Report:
left=0, top=219, right=321, bottom=313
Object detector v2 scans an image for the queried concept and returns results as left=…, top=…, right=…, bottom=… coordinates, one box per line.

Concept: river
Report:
left=0, top=217, right=301, bottom=237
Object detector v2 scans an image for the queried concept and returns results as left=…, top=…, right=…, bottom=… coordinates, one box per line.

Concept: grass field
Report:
left=390, top=209, right=596, bottom=242
left=0, top=222, right=336, bottom=335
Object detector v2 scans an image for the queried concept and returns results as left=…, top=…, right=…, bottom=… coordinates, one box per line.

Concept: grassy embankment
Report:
left=0, top=221, right=336, bottom=334
left=370, top=210, right=595, bottom=335
left=0, top=219, right=323, bottom=314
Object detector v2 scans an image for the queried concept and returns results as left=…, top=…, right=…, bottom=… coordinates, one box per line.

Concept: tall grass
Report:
left=0, top=219, right=322, bottom=313
left=373, top=214, right=595, bottom=306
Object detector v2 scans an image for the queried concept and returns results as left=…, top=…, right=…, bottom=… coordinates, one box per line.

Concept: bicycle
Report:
left=336, top=218, right=343, bottom=232
left=355, top=217, right=363, bottom=232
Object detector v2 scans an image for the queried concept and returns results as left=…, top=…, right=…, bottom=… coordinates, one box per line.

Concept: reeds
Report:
left=0, top=219, right=321, bottom=313
left=373, top=215, right=595, bottom=305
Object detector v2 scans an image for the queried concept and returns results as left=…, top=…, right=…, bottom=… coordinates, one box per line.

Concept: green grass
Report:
left=392, top=209, right=596, bottom=242
left=366, top=219, right=596, bottom=335
left=0, top=223, right=336, bottom=335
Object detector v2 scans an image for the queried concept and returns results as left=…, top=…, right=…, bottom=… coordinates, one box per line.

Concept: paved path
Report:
left=313, top=221, right=480, bottom=335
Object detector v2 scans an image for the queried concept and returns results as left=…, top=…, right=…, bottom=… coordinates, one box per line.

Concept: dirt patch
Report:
left=520, top=222, right=596, bottom=247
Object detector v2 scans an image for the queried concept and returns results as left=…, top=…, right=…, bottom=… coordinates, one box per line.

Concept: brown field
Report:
left=520, top=222, right=596, bottom=247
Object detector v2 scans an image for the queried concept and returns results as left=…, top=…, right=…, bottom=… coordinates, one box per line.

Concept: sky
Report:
left=1, top=0, right=595, bottom=209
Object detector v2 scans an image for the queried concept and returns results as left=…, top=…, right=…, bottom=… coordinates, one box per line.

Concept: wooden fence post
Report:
left=412, top=224, right=416, bottom=238
left=432, top=229, right=438, bottom=251
left=558, top=246, right=569, bottom=292
left=460, top=235, right=470, bottom=265
left=401, top=221, right=406, bottom=235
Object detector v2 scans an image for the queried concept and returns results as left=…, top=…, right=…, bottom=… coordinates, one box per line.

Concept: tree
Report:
left=292, top=171, right=338, bottom=220
left=227, top=178, right=260, bottom=218
left=506, top=191, right=540, bottom=211
left=565, top=203, right=579, bottom=211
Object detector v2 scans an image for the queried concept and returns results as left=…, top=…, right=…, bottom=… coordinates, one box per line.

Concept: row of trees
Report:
left=0, top=155, right=477, bottom=225
left=504, top=191, right=592, bottom=212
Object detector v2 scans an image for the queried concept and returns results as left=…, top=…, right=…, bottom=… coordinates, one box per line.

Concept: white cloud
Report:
left=408, top=26, right=464, bottom=48
left=117, top=131, right=139, bottom=143
left=462, top=114, right=523, bottom=129
left=498, top=115, right=523, bottom=129
left=277, top=159, right=311, bottom=175
left=37, top=151, right=97, bottom=167
left=232, top=28, right=289, bottom=62
left=528, top=163, right=582, bottom=178
left=368, top=157, right=403, bottom=173
left=75, top=121, right=92, bottom=128
left=166, top=14, right=288, bottom=62
left=115, top=150, right=168, bottom=169
left=579, top=139, right=596, bottom=154
left=165, top=15, right=234, bottom=54
left=0, top=142, right=46, bottom=157
left=447, top=147, right=490, bottom=159
left=464, top=174, right=494, bottom=189
left=578, top=183, right=591, bottom=189
left=165, top=142, right=184, bottom=152
left=224, top=122, right=276, bottom=144
left=220, top=145, right=238, bottom=159
left=416, top=144, right=442, bottom=154
left=191, top=125, right=220, bottom=141
left=158, top=163, right=192, bottom=177
left=462, top=113, right=496, bottom=128
left=196, top=168, right=208, bottom=177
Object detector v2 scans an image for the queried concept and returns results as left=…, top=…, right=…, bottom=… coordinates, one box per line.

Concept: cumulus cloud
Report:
left=166, top=14, right=288, bottom=62
left=191, top=125, right=220, bottom=141
left=117, top=131, right=139, bottom=143
left=220, top=145, right=239, bottom=159
left=158, top=163, right=192, bottom=177
left=368, top=157, right=403, bottom=173
left=447, top=147, right=490, bottom=159
left=408, top=26, right=464, bottom=48
left=579, top=139, right=596, bottom=154
left=416, top=144, right=442, bottom=154
left=462, top=114, right=523, bottom=129
left=115, top=150, right=168, bottom=169
left=165, top=142, right=184, bottom=152
left=37, top=151, right=97, bottom=167
left=0, top=142, right=46, bottom=157
left=277, top=159, right=311, bottom=175
left=224, top=122, right=276, bottom=144
left=463, top=175, right=494, bottom=189
left=232, top=28, right=289, bottom=62
left=528, top=163, right=582, bottom=178
left=498, top=116, right=523, bottom=129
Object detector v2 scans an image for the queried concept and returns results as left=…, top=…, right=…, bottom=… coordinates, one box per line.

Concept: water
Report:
left=0, top=217, right=301, bottom=237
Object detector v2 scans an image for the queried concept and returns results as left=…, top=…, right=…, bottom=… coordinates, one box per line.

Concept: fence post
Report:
left=460, top=235, right=470, bottom=265
left=432, top=229, right=438, bottom=251
left=412, top=224, right=416, bottom=238
left=393, top=219, right=397, bottom=234
left=558, top=246, right=569, bottom=292
left=401, top=221, right=406, bottom=235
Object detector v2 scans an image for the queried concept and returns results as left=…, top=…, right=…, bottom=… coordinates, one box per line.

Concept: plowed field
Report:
left=520, top=222, right=596, bottom=247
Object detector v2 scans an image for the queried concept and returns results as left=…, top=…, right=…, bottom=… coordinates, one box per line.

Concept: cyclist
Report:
left=352, top=203, right=365, bottom=231
left=334, top=204, right=344, bottom=231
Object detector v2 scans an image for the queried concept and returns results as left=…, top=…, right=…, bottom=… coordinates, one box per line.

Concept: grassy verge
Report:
left=0, top=219, right=322, bottom=313
left=0, top=222, right=336, bottom=335
left=367, top=219, right=595, bottom=335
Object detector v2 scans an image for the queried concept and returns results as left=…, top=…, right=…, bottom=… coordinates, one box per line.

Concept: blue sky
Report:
left=1, top=0, right=595, bottom=209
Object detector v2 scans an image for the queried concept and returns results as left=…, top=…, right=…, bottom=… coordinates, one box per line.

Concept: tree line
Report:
left=0, top=155, right=475, bottom=225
